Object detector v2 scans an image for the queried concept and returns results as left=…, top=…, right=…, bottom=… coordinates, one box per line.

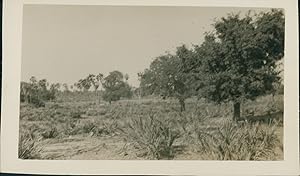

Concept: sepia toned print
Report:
left=19, top=5, right=284, bottom=160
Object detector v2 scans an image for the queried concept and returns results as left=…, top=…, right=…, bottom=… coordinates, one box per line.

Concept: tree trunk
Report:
left=179, top=98, right=186, bottom=112
left=233, top=101, right=241, bottom=121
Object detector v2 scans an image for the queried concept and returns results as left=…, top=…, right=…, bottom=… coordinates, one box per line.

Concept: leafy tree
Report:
left=102, top=71, right=133, bottom=104
left=95, top=73, right=104, bottom=103
left=87, top=74, right=96, bottom=91
left=37, top=79, right=51, bottom=100
left=189, top=10, right=284, bottom=120
left=86, top=73, right=104, bottom=92
left=20, top=81, right=33, bottom=103
left=95, top=73, right=104, bottom=91
left=49, top=83, right=60, bottom=100
left=20, top=77, right=58, bottom=107
left=139, top=46, right=194, bottom=112
left=73, top=83, right=79, bottom=92
left=83, top=73, right=105, bottom=102
left=138, top=69, right=156, bottom=97
left=78, top=78, right=91, bottom=92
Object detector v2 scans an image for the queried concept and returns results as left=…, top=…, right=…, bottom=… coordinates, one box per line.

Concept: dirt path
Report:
left=39, top=135, right=140, bottom=160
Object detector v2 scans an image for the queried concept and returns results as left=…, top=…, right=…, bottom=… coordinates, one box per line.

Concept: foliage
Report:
left=20, top=77, right=60, bottom=107
left=86, top=73, right=104, bottom=91
left=139, top=46, right=195, bottom=111
left=187, top=10, right=285, bottom=119
left=78, top=78, right=92, bottom=92
left=102, top=71, right=133, bottom=103
left=18, top=9, right=285, bottom=160
left=19, top=94, right=283, bottom=160
left=194, top=121, right=279, bottom=160
left=19, top=131, right=42, bottom=159
left=123, top=113, right=181, bottom=159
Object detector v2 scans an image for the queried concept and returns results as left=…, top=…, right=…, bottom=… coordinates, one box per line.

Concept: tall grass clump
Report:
left=123, top=113, right=181, bottom=159
left=195, top=121, right=280, bottom=160
left=19, top=131, right=42, bottom=159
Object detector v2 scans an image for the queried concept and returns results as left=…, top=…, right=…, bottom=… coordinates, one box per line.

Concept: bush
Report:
left=63, top=119, right=80, bottom=136
left=194, top=121, right=279, bottom=160
left=80, top=120, right=98, bottom=134
left=97, top=120, right=120, bottom=136
left=123, top=113, right=181, bottom=159
left=19, top=132, right=42, bottom=159
left=20, top=78, right=59, bottom=108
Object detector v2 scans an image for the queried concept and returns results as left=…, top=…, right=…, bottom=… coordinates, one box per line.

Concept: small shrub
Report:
left=63, top=119, right=80, bottom=136
left=74, top=119, right=121, bottom=137
left=63, top=120, right=95, bottom=135
left=98, top=120, right=120, bottom=136
left=194, top=121, right=280, bottom=160
left=123, top=113, right=181, bottom=159
left=80, top=120, right=98, bottom=134
left=19, top=132, right=42, bottom=159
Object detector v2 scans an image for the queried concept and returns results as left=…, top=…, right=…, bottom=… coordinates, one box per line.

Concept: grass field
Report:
left=19, top=94, right=283, bottom=160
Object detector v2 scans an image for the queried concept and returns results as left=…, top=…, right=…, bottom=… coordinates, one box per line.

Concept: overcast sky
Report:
left=21, top=5, right=267, bottom=87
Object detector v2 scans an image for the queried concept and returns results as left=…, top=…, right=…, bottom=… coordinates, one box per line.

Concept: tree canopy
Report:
left=102, top=71, right=133, bottom=103
left=187, top=9, right=284, bottom=120
left=139, top=45, right=195, bottom=111
left=139, top=9, right=284, bottom=116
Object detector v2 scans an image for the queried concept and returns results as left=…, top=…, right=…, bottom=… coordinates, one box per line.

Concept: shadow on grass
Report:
left=239, top=111, right=283, bottom=124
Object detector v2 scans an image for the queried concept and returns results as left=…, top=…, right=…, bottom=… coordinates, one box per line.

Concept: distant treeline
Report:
left=20, top=70, right=135, bottom=107
left=20, top=77, right=58, bottom=107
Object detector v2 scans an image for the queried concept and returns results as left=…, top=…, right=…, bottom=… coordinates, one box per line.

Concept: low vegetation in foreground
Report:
left=19, top=94, right=283, bottom=160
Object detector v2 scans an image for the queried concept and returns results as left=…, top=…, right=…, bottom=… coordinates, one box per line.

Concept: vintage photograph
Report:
left=19, top=5, right=284, bottom=160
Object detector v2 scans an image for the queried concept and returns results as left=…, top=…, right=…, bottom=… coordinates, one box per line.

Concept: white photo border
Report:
left=1, top=0, right=299, bottom=175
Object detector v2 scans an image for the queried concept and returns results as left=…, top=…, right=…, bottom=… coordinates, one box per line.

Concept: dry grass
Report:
left=18, top=94, right=284, bottom=160
left=194, top=121, right=280, bottom=160
left=19, top=130, right=42, bottom=159
left=123, top=112, right=180, bottom=159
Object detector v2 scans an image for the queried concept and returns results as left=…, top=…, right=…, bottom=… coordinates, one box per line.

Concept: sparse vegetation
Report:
left=19, top=94, right=283, bottom=160
left=19, top=9, right=284, bottom=160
